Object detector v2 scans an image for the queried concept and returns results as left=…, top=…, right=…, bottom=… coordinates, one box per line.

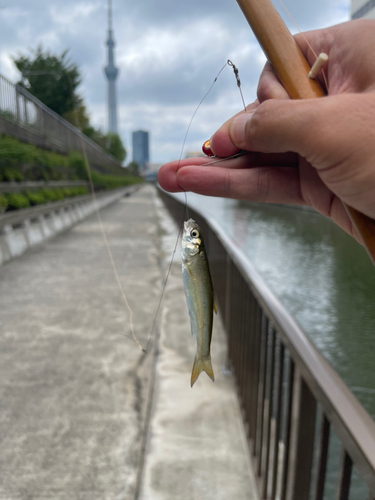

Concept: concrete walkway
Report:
left=0, top=185, right=257, bottom=500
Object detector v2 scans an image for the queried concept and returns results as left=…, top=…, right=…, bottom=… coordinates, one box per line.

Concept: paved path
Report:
left=0, top=185, right=257, bottom=500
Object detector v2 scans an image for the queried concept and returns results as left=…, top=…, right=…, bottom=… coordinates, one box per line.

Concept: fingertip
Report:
left=158, top=162, right=183, bottom=192
left=210, top=124, right=242, bottom=158
left=229, top=113, right=253, bottom=149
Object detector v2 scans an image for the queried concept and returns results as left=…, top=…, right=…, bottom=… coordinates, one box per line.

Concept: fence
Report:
left=158, top=188, right=375, bottom=500
left=0, top=73, right=121, bottom=171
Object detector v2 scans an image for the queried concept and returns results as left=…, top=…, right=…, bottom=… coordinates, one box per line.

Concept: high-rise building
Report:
left=351, top=0, right=375, bottom=19
left=104, top=0, right=119, bottom=133
left=132, top=131, right=150, bottom=172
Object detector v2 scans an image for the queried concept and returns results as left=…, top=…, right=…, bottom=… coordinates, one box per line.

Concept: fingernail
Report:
left=230, top=113, right=252, bottom=146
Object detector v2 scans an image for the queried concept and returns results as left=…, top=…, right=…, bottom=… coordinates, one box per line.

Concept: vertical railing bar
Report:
left=225, top=255, right=233, bottom=367
left=286, top=376, right=317, bottom=500
left=336, top=450, right=353, bottom=500
left=239, top=276, right=247, bottom=404
left=257, top=315, right=269, bottom=475
left=243, top=286, right=253, bottom=440
left=262, top=326, right=276, bottom=498
left=314, top=415, right=330, bottom=500
left=233, top=267, right=241, bottom=385
left=280, top=358, right=294, bottom=500
left=251, top=302, right=262, bottom=455
left=248, top=291, right=257, bottom=443
left=271, top=339, right=285, bottom=500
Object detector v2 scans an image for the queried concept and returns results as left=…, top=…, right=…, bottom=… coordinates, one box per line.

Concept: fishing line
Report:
left=65, top=74, right=145, bottom=352
left=144, top=59, right=248, bottom=352
left=227, top=60, right=247, bottom=112
left=277, top=0, right=329, bottom=90
left=200, top=150, right=250, bottom=166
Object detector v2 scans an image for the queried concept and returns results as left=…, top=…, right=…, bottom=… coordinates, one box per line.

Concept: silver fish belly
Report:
left=181, top=218, right=216, bottom=387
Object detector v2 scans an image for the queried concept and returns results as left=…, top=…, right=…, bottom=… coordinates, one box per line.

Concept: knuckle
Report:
left=247, top=101, right=272, bottom=136
left=224, top=168, right=231, bottom=198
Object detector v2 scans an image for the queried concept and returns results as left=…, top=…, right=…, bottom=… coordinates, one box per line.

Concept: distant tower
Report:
left=104, top=0, right=119, bottom=133
left=132, top=131, right=150, bottom=173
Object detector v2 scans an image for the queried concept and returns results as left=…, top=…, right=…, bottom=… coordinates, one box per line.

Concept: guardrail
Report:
left=0, top=186, right=137, bottom=265
left=0, top=180, right=89, bottom=193
left=0, top=73, right=121, bottom=171
left=158, top=188, right=375, bottom=500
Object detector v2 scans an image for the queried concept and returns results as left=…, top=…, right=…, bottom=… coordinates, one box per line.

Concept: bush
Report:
left=0, top=135, right=141, bottom=187
left=6, top=193, right=30, bottom=210
left=0, top=136, right=30, bottom=166
left=63, top=186, right=88, bottom=197
left=0, top=168, right=24, bottom=182
left=40, top=188, right=65, bottom=202
left=0, top=194, right=8, bottom=212
left=68, top=151, right=87, bottom=180
left=91, top=171, right=142, bottom=190
left=25, top=191, right=46, bottom=206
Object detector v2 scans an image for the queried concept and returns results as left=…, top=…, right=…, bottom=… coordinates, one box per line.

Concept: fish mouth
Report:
left=183, top=219, right=195, bottom=235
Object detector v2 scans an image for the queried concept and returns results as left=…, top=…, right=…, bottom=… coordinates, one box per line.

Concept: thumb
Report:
left=228, top=94, right=375, bottom=172
left=228, top=93, right=375, bottom=217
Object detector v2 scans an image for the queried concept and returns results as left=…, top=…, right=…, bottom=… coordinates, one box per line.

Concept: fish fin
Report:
left=213, top=299, right=217, bottom=315
left=190, top=355, right=215, bottom=387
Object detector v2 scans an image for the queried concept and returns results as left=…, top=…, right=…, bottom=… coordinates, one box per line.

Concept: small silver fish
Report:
left=181, top=218, right=217, bottom=387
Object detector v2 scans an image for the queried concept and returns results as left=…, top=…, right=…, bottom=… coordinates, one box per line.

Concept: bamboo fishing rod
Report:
left=235, top=0, right=375, bottom=265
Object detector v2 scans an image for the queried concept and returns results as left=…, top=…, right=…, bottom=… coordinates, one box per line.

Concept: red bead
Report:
left=202, top=140, right=214, bottom=157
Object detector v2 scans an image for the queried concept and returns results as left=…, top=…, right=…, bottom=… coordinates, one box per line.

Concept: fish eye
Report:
left=190, top=229, right=199, bottom=238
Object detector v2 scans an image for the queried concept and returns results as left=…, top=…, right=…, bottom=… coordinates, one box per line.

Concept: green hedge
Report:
left=90, top=171, right=141, bottom=190
left=0, top=194, right=8, bottom=211
left=2, top=186, right=89, bottom=212
left=6, top=193, right=30, bottom=210
left=0, top=135, right=143, bottom=185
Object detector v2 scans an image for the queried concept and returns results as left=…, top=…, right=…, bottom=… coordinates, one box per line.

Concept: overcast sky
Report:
left=0, top=0, right=349, bottom=164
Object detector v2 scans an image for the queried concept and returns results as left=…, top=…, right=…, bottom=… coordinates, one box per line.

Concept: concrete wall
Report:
left=0, top=187, right=136, bottom=266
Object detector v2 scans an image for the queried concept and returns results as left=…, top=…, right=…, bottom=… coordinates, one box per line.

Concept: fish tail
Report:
left=190, top=355, right=215, bottom=387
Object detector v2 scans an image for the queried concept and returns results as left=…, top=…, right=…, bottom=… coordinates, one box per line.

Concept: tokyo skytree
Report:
left=104, top=0, right=119, bottom=133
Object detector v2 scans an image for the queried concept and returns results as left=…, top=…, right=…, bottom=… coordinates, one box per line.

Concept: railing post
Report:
left=336, top=450, right=352, bottom=500
left=23, top=95, right=28, bottom=125
left=314, top=415, right=330, bottom=500
left=285, top=369, right=316, bottom=500
left=15, top=86, right=21, bottom=124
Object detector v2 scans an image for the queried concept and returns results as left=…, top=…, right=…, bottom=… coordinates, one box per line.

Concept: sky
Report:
left=0, top=0, right=350, bottom=165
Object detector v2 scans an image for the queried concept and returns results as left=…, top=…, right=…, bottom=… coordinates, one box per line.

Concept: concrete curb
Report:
left=136, top=190, right=258, bottom=500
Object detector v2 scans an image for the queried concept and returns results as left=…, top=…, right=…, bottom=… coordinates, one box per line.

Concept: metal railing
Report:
left=158, top=188, right=375, bottom=500
left=0, top=73, right=121, bottom=170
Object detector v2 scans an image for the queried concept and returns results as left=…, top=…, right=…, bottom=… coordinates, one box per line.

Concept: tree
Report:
left=13, top=46, right=126, bottom=161
left=83, top=128, right=127, bottom=163
left=13, top=46, right=88, bottom=125
left=62, top=105, right=90, bottom=131
left=103, top=133, right=126, bottom=162
left=127, top=161, right=140, bottom=176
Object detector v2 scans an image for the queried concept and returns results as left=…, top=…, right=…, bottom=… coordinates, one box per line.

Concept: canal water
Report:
left=170, top=191, right=375, bottom=497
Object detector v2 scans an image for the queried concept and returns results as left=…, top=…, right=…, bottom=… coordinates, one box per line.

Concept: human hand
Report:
left=158, top=20, right=375, bottom=240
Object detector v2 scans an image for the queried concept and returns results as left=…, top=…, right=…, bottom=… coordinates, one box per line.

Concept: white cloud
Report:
left=0, top=0, right=350, bottom=163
